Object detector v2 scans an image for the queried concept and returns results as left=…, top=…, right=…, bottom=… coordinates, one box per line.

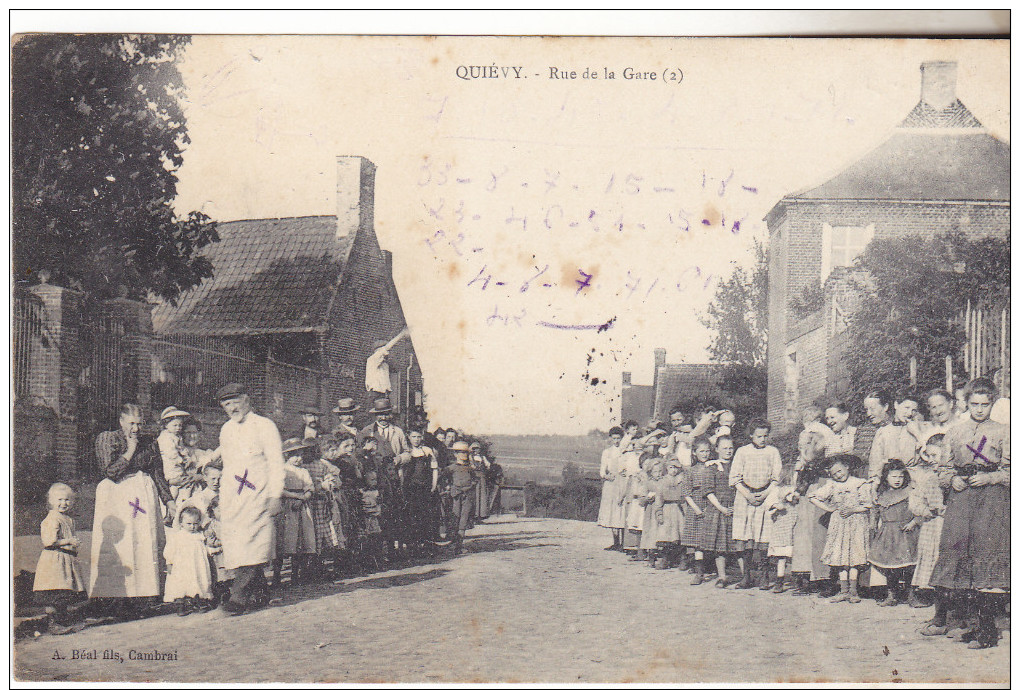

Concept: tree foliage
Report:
left=843, top=232, right=1010, bottom=403
left=699, top=240, right=769, bottom=420
left=12, top=34, right=218, bottom=303
left=701, top=239, right=768, bottom=368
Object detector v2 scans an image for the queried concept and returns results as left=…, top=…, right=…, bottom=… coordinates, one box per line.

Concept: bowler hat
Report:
left=159, top=406, right=191, bottom=422
left=333, top=397, right=360, bottom=415
left=216, top=382, right=247, bottom=402
left=282, top=437, right=312, bottom=455
left=369, top=398, right=394, bottom=415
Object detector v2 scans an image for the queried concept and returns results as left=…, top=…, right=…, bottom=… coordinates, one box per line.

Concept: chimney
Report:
left=920, top=61, right=958, bottom=111
left=622, top=371, right=632, bottom=386
left=653, top=348, right=666, bottom=372
left=651, top=347, right=666, bottom=395
left=336, top=156, right=376, bottom=239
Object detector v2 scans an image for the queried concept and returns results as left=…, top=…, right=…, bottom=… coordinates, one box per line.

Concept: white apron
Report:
left=219, top=413, right=285, bottom=570
left=88, top=471, right=164, bottom=598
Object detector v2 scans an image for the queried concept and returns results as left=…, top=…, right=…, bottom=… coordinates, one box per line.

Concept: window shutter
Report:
left=820, top=223, right=833, bottom=284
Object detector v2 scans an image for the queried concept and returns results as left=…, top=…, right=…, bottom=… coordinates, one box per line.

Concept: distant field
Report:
left=487, top=435, right=605, bottom=485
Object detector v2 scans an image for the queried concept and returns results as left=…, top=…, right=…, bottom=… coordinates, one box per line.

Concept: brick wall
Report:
left=766, top=199, right=1009, bottom=431
left=322, top=221, right=422, bottom=428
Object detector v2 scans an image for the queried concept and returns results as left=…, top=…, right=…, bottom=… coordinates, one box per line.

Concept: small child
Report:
left=638, top=458, right=666, bottom=566
left=701, top=435, right=741, bottom=588
left=203, top=492, right=232, bottom=605
left=164, top=506, right=214, bottom=615
left=765, top=467, right=800, bottom=593
left=810, top=454, right=872, bottom=604
left=908, top=433, right=946, bottom=605
left=274, top=438, right=316, bottom=587
left=443, top=441, right=477, bottom=555
left=653, top=459, right=686, bottom=569
left=869, top=459, right=919, bottom=606
left=730, top=420, right=783, bottom=589
left=33, top=483, right=86, bottom=623
left=684, top=437, right=712, bottom=584
left=360, top=470, right=388, bottom=568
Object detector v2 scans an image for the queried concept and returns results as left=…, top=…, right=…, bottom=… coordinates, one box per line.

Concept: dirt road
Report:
left=13, top=516, right=1009, bottom=683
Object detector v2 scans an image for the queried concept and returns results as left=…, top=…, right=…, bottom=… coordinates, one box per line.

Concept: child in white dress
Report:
left=33, top=483, right=87, bottom=622
left=809, top=454, right=872, bottom=604
left=164, top=506, right=214, bottom=615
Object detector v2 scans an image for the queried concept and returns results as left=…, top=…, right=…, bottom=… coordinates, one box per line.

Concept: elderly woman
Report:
left=89, top=403, right=174, bottom=616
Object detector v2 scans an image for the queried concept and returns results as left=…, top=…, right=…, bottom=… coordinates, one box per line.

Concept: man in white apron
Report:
left=216, top=383, right=285, bottom=614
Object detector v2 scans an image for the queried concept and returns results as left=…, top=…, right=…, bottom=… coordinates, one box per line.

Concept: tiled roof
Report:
left=779, top=97, right=1009, bottom=204
left=152, top=216, right=353, bottom=336
left=652, top=363, right=727, bottom=420
left=788, top=131, right=1009, bottom=202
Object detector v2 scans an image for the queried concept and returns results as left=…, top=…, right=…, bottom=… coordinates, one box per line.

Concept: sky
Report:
left=171, top=36, right=1009, bottom=434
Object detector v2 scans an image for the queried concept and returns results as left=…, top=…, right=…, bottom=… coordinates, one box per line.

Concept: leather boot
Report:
left=829, top=579, right=850, bottom=603
left=690, top=559, right=705, bottom=585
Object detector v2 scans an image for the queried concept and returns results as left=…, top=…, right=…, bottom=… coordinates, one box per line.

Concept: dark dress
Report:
left=403, top=450, right=436, bottom=544
left=678, top=468, right=700, bottom=548
left=929, top=418, right=1010, bottom=591
left=868, top=488, right=918, bottom=569
left=700, top=461, right=740, bottom=553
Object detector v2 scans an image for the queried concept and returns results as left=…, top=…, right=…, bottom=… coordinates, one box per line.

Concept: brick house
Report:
left=620, top=348, right=726, bottom=426
left=151, top=155, right=423, bottom=441
left=765, top=62, right=1010, bottom=429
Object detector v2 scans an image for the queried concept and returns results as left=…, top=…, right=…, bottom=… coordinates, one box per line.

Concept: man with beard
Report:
left=215, top=383, right=285, bottom=614
left=298, top=406, right=323, bottom=442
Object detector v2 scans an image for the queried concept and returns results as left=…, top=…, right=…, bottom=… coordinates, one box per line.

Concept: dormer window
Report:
left=821, top=223, right=875, bottom=283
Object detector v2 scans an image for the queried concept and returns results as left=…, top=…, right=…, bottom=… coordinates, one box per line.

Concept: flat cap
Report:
left=216, top=382, right=247, bottom=401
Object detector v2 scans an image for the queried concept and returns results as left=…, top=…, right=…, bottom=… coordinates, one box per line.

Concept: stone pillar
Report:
left=28, top=283, right=84, bottom=479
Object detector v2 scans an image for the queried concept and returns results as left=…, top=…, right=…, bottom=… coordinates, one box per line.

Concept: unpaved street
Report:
left=14, top=516, right=1009, bottom=683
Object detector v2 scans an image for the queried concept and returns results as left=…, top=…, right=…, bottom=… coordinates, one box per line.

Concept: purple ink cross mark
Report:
left=129, top=497, right=146, bottom=518
left=235, top=469, right=256, bottom=495
left=966, top=436, right=990, bottom=464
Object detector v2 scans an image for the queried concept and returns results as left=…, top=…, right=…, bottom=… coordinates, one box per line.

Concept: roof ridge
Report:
left=215, top=214, right=337, bottom=225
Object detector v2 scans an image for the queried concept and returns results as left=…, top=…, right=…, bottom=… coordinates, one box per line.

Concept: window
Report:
left=821, top=223, right=875, bottom=283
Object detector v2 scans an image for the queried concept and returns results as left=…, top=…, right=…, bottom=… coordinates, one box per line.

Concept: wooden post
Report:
left=909, top=357, right=917, bottom=387
left=964, top=300, right=971, bottom=378
left=977, top=308, right=984, bottom=377
left=945, top=356, right=953, bottom=395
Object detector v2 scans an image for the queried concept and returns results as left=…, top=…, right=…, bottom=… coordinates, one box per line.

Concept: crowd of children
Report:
left=597, top=378, right=1010, bottom=650
left=30, top=397, right=503, bottom=626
